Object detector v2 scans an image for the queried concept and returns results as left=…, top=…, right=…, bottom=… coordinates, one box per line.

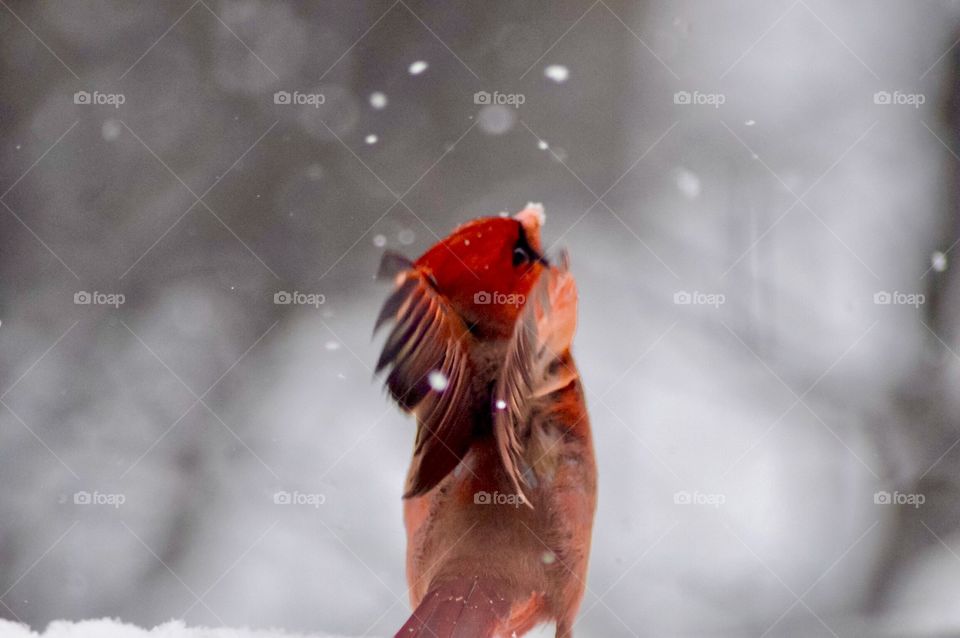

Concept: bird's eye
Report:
left=512, top=246, right=531, bottom=266
left=513, top=223, right=548, bottom=268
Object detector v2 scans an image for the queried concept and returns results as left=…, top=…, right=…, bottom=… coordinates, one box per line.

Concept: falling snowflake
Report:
left=365, top=134, right=378, bottom=145
left=428, top=371, right=449, bottom=391
left=325, top=341, right=341, bottom=351
left=932, top=251, right=948, bottom=272
left=409, top=60, right=429, bottom=75
left=398, top=229, right=415, bottom=245
left=544, top=64, right=569, bottom=83
left=373, top=234, right=387, bottom=247
left=369, top=91, right=388, bottom=109
left=537, top=139, right=549, bottom=150
left=495, top=399, right=507, bottom=410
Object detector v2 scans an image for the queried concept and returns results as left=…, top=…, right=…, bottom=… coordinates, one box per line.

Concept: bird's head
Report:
left=413, top=203, right=549, bottom=339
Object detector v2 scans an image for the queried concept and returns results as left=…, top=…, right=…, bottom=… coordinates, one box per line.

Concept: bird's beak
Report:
left=514, top=202, right=545, bottom=235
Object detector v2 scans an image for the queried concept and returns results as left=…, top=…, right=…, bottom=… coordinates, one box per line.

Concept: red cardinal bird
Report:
left=374, top=204, right=596, bottom=638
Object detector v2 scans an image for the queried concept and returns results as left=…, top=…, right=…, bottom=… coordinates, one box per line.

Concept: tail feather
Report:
left=394, top=577, right=513, bottom=638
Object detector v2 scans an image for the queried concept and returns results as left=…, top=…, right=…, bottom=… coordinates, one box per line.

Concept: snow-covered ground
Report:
left=0, top=619, right=347, bottom=638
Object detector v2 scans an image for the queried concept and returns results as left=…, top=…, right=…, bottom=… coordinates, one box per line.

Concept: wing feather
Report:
left=374, top=252, right=474, bottom=497
left=492, top=253, right=579, bottom=506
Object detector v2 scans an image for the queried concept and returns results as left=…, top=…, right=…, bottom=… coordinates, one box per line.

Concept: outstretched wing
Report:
left=492, top=252, right=579, bottom=505
left=374, top=251, right=475, bottom=498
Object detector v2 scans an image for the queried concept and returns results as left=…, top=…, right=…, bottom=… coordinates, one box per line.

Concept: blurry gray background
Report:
left=2, top=1, right=960, bottom=636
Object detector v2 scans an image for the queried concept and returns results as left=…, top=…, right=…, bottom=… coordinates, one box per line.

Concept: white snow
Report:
left=932, top=250, right=948, bottom=272
left=543, top=64, right=568, bottom=83
left=427, top=370, right=448, bottom=391
left=368, top=92, right=387, bottom=109
left=518, top=202, right=546, bottom=227
left=407, top=61, right=428, bottom=75
left=0, top=619, right=356, bottom=638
